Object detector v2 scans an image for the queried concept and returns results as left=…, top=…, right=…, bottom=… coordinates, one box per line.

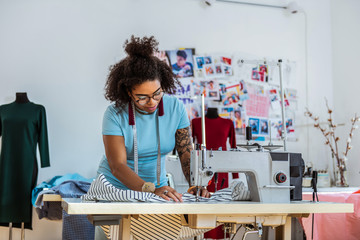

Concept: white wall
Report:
left=0, top=0, right=336, bottom=239
left=331, top=0, right=360, bottom=185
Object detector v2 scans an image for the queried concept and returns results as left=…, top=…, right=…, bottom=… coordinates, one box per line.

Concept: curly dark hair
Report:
left=104, top=35, right=180, bottom=109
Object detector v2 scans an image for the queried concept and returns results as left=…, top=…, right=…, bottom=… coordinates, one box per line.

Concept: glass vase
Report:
left=335, top=169, right=349, bottom=187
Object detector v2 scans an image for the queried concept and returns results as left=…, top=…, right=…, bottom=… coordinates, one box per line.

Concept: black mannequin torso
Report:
left=15, top=92, right=30, bottom=103
left=206, top=108, right=219, bottom=119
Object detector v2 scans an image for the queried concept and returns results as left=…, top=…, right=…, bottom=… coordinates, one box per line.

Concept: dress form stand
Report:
left=8, top=93, right=28, bottom=240
left=206, top=107, right=219, bottom=119
left=15, top=92, right=30, bottom=103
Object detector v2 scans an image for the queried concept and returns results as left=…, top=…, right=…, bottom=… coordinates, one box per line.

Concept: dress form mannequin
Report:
left=15, top=92, right=30, bottom=103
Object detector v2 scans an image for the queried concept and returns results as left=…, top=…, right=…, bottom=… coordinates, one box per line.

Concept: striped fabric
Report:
left=131, top=214, right=182, bottom=240
left=100, top=225, right=111, bottom=239
left=81, top=174, right=250, bottom=203
left=81, top=174, right=250, bottom=239
left=81, top=174, right=166, bottom=203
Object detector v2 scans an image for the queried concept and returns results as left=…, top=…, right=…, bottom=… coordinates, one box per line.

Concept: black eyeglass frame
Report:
left=132, top=89, right=164, bottom=106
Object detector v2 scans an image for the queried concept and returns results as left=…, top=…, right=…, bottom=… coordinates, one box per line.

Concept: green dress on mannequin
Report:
left=0, top=93, right=50, bottom=229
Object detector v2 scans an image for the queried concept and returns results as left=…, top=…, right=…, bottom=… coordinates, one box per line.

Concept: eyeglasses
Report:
left=134, top=90, right=164, bottom=106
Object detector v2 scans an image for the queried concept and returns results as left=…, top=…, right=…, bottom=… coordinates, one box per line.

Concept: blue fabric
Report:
left=32, top=173, right=92, bottom=206
left=98, top=94, right=190, bottom=190
left=52, top=180, right=91, bottom=198
left=34, top=180, right=92, bottom=220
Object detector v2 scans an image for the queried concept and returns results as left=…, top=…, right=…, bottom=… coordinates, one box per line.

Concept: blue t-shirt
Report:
left=97, top=94, right=190, bottom=190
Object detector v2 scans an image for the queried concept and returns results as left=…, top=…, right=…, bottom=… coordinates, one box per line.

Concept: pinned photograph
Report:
left=214, top=64, right=224, bottom=77
left=194, top=69, right=204, bottom=78
left=269, top=88, right=280, bottom=110
left=252, top=66, right=260, bottom=81
left=166, top=49, right=195, bottom=78
left=223, top=65, right=233, bottom=76
left=219, top=83, right=227, bottom=94
left=221, top=90, right=240, bottom=106
left=221, top=56, right=232, bottom=66
left=259, top=65, right=268, bottom=82
left=234, top=109, right=246, bottom=131
left=195, top=56, right=205, bottom=69
left=220, top=107, right=235, bottom=121
left=270, top=118, right=296, bottom=140
left=238, top=80, right=249, bottom=101
left=154, top=50, right=170, bottom=67
left=206, top=80, right=220, bottom=100
left=174, top=81, right=191, bottom=98
left=260, top=119, right=269, bottom=135
left=204, top=56, right=213, bottom=64
left=249, top=117, right=260, bottom=135
left=203, top=64, right=215, bottom=77
left=220, top=83, right=241, bottom=106
left=191, top=79, right=206, bottom=96
left=251, top=64, right=268, bottom=82
left=189, top=104, right=201, bottom=120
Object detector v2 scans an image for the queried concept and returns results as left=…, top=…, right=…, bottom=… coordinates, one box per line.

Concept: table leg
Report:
left=119, top=215, right=132, bottom=240
left=275, top=216, right=291, bottom=240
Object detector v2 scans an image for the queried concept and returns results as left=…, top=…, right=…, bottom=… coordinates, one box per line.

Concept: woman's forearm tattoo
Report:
left=175, top=127, right=193, bottom=185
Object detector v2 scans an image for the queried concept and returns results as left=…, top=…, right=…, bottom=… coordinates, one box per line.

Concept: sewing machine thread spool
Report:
left=246, top=126, right=252, bottom=142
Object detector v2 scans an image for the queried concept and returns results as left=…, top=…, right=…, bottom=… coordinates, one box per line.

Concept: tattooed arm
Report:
left=175, top=127, right=193, bottom=186
left=175, top=126, right=210, bottom=198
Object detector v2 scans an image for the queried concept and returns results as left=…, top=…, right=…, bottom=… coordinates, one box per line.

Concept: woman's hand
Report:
left=188, top=186, right=211, bottom=198
left=154, top=186, right=183, bottom=202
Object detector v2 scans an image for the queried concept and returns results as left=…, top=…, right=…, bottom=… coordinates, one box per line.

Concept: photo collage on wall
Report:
left=194, top=56, right=233, bottom=79
left=155, top=48, right=298, bottom=141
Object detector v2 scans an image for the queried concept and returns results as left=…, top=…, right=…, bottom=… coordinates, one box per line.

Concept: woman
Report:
left=97, top=36, right=209, bottom=204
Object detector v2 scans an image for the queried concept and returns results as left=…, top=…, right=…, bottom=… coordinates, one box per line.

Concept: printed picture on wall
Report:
left=154, top=50, right=171, bottom=67
left=204, top=56, right=213, bottom=64
left=195, top=56, right=205, bottom=69
left=260, top=119, right=269, bottom=135
left=269, top=88, right=281, bottom=110
left=191, top=79, right=206, bottom=96
left=223, top=65, right=233, bottom=76
left=214, top=64, right=224, bottom=77
left=234, top=108, right=246, bottom=132
left=220, top=107, right=235, bottom=121
left=221, top=91, right=240, bottom=106
left=203, top=64, right=215, bottom=77
left=166, top=48, right=195, bottom=78
left=174, top=81, right=191, bottom=98
left=206, top=80, right=220, bottom=100
left=215, top=64, right=222, bottom=74
left=238, top=80, right=249, bottom=101
left=220, top=56, right=232, bottom=65
left=249, top=117, right=260, bottom=135
left=219, top=83, right=227, bottom=94
left=251, top=64, right=268, bottom=82
left=270, top=118, right=296, bottom=140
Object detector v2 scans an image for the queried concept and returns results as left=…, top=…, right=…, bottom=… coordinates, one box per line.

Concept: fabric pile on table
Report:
left=32, top=173, right=95, bottom=240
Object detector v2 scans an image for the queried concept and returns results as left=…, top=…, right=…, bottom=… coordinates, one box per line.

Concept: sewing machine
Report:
left=190, top=149, right=304, bottom=203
